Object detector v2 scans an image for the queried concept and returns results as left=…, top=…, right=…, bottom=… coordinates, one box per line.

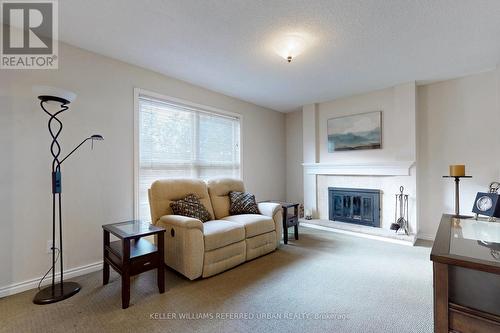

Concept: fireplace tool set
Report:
left=391, top=186, right=409, bottom=235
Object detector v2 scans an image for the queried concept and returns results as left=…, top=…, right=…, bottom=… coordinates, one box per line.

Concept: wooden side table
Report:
left=431, top=214, right=500, bottom=332
left=264, top=201, right=299, bottom=244
left=102, top=220, right=166, bottom=309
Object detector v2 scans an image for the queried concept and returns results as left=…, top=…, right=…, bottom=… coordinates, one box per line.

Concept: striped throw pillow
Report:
left=229, top=191, right=260, bottom=215
left=170, top=193, right=212, bottom=222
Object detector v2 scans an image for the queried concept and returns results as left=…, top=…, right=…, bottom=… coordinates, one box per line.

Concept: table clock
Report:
left=472, top=182, right=500, bottom=221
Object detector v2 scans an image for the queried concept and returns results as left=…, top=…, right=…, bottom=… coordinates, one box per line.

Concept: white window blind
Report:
left=137, top=95, right=241, bottom=221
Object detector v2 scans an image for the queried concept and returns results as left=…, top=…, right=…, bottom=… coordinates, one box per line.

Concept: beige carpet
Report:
left=0, top=227, right=433, bottom=333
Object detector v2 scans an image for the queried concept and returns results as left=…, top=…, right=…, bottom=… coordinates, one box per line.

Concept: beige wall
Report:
left=0, top=42, right=285, bottom=293
left=285, top=110, right=303, bottom=203
left=417, top=69, right=500, bottom=238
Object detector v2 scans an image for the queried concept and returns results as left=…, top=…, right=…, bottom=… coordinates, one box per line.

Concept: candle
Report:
left=305, top=208, right=312, bottom=220
left=449, top=165, right=465, bottom=177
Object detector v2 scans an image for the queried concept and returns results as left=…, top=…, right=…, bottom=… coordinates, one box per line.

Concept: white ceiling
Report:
left=58, top=0, right=500, bottom=112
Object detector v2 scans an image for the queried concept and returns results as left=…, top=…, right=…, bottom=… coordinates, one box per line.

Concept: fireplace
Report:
left=328, top=187, right=381, bottom=227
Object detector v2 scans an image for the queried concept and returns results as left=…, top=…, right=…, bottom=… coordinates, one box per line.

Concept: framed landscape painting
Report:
left=327, top=111, right=382, bottom=152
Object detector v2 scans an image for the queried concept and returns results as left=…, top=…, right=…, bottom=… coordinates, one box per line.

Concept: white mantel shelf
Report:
left=302, top=161, right=414, bottom=176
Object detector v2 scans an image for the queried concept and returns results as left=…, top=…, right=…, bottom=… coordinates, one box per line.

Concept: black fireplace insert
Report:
left=328, top=187, right=381, bottom=227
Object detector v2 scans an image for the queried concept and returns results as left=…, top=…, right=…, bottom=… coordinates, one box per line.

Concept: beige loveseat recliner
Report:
left=148, top=178, right=282, bottom=280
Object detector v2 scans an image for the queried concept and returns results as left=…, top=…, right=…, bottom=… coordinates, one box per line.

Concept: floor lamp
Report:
left=33, top=86, right=103, bottom=305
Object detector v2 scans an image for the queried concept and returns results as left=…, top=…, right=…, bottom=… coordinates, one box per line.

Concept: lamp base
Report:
left=33, top=282, right=81, bottom=305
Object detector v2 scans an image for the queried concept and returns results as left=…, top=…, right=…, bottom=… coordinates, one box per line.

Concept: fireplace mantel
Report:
left=302, top=161, right=414, bottom=176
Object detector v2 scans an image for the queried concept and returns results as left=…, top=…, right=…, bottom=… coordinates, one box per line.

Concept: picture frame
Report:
left=327, top=111, right=382, bottom=152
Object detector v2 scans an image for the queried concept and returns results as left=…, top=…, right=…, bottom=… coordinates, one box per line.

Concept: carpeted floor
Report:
left=0, top=227, right=434, bottom=333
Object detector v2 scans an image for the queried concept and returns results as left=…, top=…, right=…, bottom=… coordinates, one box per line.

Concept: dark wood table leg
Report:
left=433, top=262, right=449, bottom=333
left=103, top=230, right=110, bottom=285
left=157, top=233, right=165, bottom=293
left=294, top=205, right=299, bottom=240
left=282, top=206, right=288, bottom=244
left=122, top=239, right=131, bottom=309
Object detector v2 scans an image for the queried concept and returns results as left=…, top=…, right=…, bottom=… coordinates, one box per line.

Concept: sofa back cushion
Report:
left=149, top=179, right=215, bottom=224
left=207, top=178, right=245, bottom=219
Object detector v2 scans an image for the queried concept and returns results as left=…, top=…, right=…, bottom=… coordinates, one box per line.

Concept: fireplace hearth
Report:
left=328, top=187, right=381, bottom=227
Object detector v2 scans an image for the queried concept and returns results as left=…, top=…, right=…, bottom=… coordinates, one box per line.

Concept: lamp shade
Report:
left=33, top=85, right=77, bottom=105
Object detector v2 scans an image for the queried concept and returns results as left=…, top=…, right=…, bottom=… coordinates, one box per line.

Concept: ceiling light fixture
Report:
left=274, top=33, right=308, bottom=63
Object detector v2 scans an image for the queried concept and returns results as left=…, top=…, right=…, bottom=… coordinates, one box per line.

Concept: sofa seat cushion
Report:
left=203, top=220, right=245, bottom=251
left=222, top=214, right=275, bottom=238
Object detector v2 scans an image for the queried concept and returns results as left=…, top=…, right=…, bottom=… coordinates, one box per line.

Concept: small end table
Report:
left=102, top=220, right=166, bottom=309
left=265, top=201, right=299, bottom=244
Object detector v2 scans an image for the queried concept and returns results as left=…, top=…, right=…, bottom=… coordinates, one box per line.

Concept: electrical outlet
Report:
left=46, top=240, right=54, bottom=254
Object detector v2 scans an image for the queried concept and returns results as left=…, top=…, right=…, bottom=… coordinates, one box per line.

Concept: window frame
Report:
left=133, top=88, right=244, bottom=220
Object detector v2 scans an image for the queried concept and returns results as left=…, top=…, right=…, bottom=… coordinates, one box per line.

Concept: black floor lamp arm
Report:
left=57, top=137, right=92, bottom=169
left=40, top=100, right=66, bottom=173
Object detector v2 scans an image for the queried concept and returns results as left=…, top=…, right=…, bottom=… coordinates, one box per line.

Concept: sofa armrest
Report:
left=157, top=215, right=204, bottom=231
left=258, top=202, right=282, bottom=247
left=156, top=214, right=204, bottom=280
left=258, top=202, right=281, bottom=219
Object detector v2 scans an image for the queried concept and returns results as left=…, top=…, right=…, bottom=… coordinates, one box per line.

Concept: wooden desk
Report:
left=102, top=220, right=166, bottom=309
left=430, top=214, right=500, bottom=332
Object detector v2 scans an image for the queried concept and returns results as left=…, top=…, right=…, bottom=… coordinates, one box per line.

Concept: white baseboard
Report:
left=0, top=261, right=103, bottom=298
left=301, top=222, right=416, bottom=246
left=417, top=233, right=435, bottom=241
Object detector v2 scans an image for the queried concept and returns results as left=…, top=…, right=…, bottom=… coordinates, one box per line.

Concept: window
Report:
left=135, top=91, right=241, bottom=221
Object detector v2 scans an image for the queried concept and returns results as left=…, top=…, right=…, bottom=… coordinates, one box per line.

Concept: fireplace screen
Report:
left=329, top=187, right=380, bottom=227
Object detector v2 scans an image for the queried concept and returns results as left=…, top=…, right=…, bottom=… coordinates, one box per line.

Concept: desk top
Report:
left=431, top=214, right=500, bottom=274
left=263, top=201, right=299, bottom=208
left=102, top=220, right=165, bottom=239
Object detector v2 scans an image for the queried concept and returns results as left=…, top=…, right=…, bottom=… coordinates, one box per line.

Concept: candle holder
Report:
left=443, top=175, right=472, bottom=216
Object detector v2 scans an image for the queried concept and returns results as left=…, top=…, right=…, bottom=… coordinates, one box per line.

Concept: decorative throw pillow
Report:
left=170, top=194, right=212, bottom=222
left=229, top=191, right=260, bottom=215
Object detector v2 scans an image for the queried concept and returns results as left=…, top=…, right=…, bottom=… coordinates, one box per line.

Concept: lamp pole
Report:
left=33, top=93, right=103, bottom=305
